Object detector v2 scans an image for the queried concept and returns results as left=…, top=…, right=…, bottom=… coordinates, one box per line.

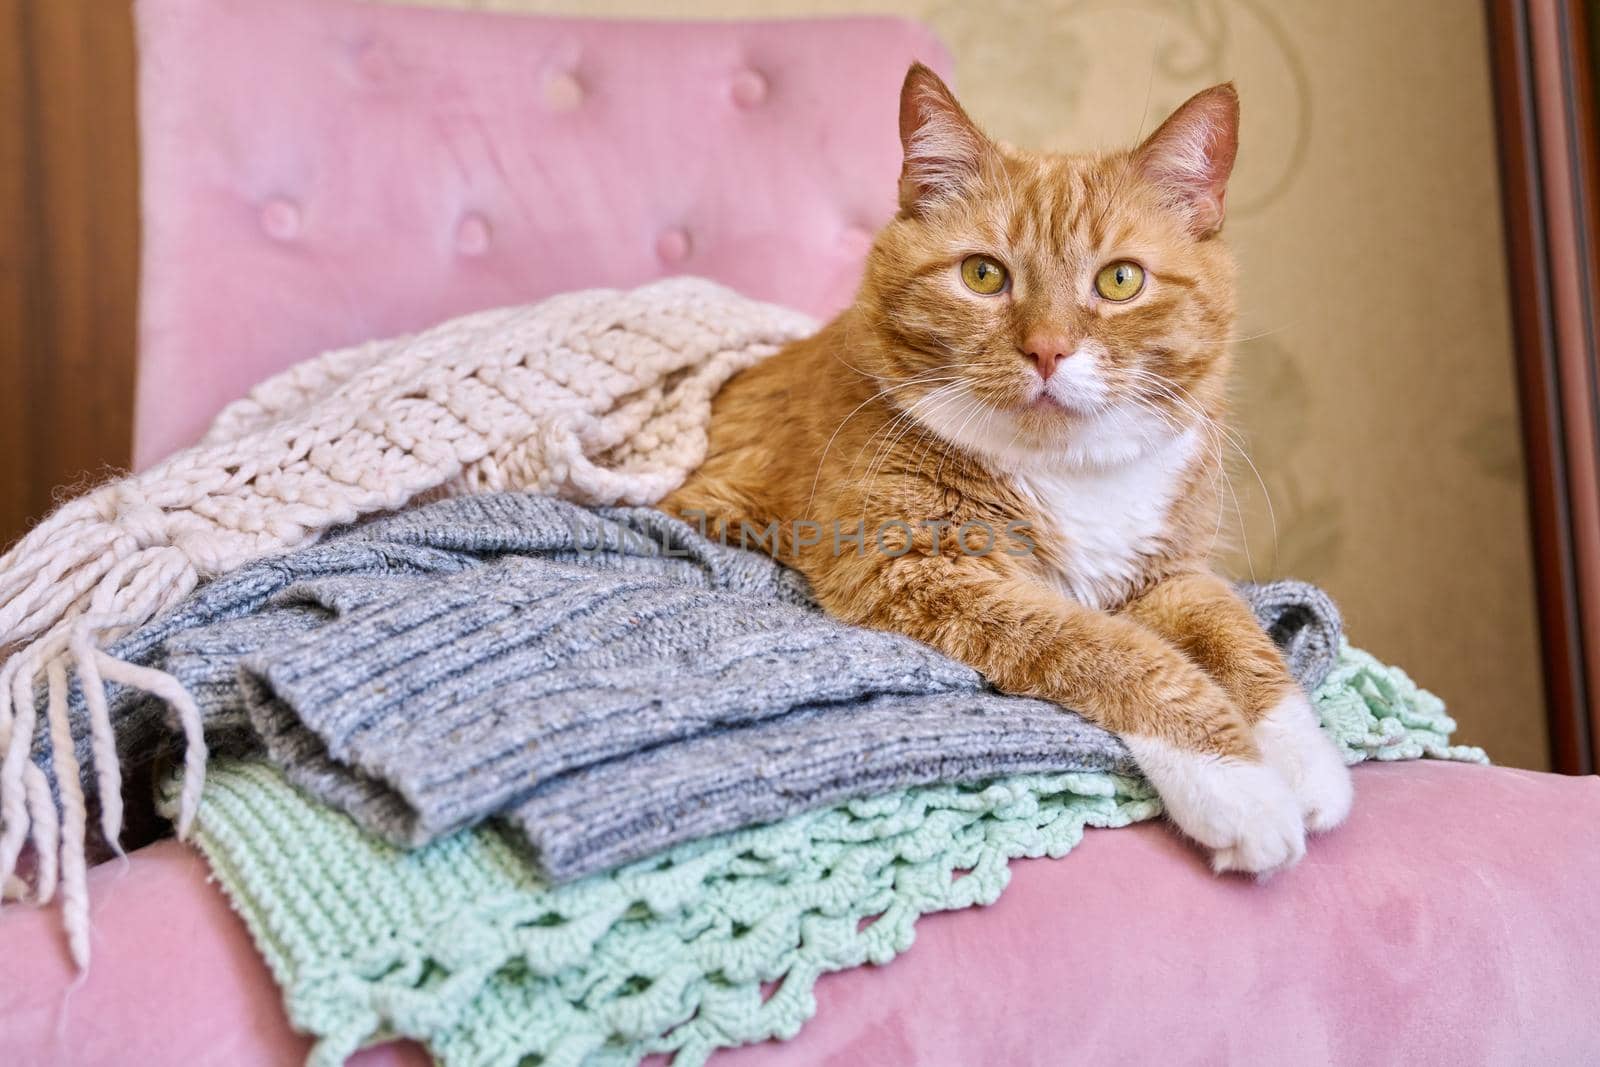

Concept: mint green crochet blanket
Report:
left=165, top=642, right=1485, bottom=1067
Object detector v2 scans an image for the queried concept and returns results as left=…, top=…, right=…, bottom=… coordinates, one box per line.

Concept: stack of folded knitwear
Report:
left=32, top=490, right=1483, bottom=1066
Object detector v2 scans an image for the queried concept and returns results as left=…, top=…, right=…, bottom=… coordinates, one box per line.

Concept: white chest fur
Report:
left=1011, top=428, right=1200, bottom=610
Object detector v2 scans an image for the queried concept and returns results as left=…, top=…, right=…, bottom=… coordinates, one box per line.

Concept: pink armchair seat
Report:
left=4, top=0, right=1593, bottom=1063
left=4, top=762, right=1598, bottom=1064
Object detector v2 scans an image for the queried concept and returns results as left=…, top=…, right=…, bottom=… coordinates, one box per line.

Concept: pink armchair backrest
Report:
left=132, top=0, right=951, bottom=468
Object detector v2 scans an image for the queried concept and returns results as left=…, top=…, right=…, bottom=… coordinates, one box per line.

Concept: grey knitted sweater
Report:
left=41, top=493, right=1341, bottom=882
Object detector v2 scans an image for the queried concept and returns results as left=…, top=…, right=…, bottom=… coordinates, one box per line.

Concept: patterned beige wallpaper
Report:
left=382, top=0, right=1550, bottom=768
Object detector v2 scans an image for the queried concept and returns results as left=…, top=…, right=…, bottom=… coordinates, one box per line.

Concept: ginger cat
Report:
left=662, top=65, right=1352, bottom=874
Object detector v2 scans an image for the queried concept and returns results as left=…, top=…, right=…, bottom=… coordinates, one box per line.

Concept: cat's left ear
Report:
left=1135, top=83, right=1240, bottom=237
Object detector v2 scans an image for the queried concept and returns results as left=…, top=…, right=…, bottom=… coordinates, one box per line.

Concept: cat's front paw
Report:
left=1256, top=691, right=1354, bottom=833
left=1124, top=736, right=1306, bottom=876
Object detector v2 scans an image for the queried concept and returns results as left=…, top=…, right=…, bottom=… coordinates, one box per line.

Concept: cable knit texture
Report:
left=35, top=492, right=1343, bottom=885
left=0, top=280, right=815, bottom=965
left=164, top=649, right=1484, bottom=1067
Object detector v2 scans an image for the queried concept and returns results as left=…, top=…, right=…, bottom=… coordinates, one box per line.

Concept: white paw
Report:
left=1124, top=735, right=1306, bottom=876
left=1256, top=691, right=1354, bottom=834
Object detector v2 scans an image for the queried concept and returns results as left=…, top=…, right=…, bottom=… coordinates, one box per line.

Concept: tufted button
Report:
left=655, top=227, right=692, bottom=264
left=542, top=70, right=584, bottom=112
left=351, top=37, right=395, bottom=84
left=730, top=68, right=768, bottom=108
left=260, top=198, right=301, bottom=241
left=839, top=224, right=875, bottom=259
left=456, top=213, right=492, bottom=256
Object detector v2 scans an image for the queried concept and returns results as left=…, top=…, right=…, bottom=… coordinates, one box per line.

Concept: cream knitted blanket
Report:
left=0, top=279, right=815, bottom=966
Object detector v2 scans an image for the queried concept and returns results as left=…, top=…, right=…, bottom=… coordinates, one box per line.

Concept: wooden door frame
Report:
left=0, top=1, right=140, bottom=551
left=1486, top=0, right=1600, bottom=774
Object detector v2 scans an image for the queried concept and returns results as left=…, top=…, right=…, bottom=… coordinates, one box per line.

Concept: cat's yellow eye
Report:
left=960, top=255, right=1009, bottom=296
left=1094, top=260, right=1145, bottom=302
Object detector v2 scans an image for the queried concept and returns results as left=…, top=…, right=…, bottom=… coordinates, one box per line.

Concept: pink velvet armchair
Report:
left=4, top=0, right=1599, bottom=1063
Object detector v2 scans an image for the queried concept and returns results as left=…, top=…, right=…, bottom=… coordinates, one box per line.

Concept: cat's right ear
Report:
left=898, top=64, right=990, bottom=215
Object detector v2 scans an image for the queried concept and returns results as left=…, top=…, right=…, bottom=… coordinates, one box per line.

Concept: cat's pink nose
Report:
left=1022, top=335, right=1074, bottom=381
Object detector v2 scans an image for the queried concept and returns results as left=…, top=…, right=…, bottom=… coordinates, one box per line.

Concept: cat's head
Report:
left=857, top=64, right=1240, bottom=469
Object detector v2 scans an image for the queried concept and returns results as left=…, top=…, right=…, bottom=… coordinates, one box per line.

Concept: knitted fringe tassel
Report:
left=0, top=279, right=815, bottom=969
left=0, top=526, right=207, bottom=969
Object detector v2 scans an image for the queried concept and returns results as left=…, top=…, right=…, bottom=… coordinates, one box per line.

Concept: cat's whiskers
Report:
left=868, top=384, right=973, bottom=487
left=1126, top=392, right=1233, bottom=565
left=908, top=396, right=968, bottom=485
left=1124, top=392, right=1232, bottom=563
left=1123, top=374, right=1235, bottom=503
left=1178, top=325, right=1292, bottom=348
left=1124, top=368, right=1271, bottom=578
left=1090, top=140, right=1149, bottom=247
left=851, top=361, right=991, bottom=386
left=835, top=311, right=994, bottom=382
left=994, top=157, right=1023, bottom=230
left=848, top=380, right=961, bottom=486
left=856, top=412, right=945, bottom=514
left=807, top=368, right=984, bottom=511
left=855, top=382, right=974, bottom=511
left=1125, top=366, right=1277, bottom=556
left=996, top=406, right=1031, bottom=474
left=931, top=393, right=995, bottom=486
left=907, top=388, right=986, bottom=487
